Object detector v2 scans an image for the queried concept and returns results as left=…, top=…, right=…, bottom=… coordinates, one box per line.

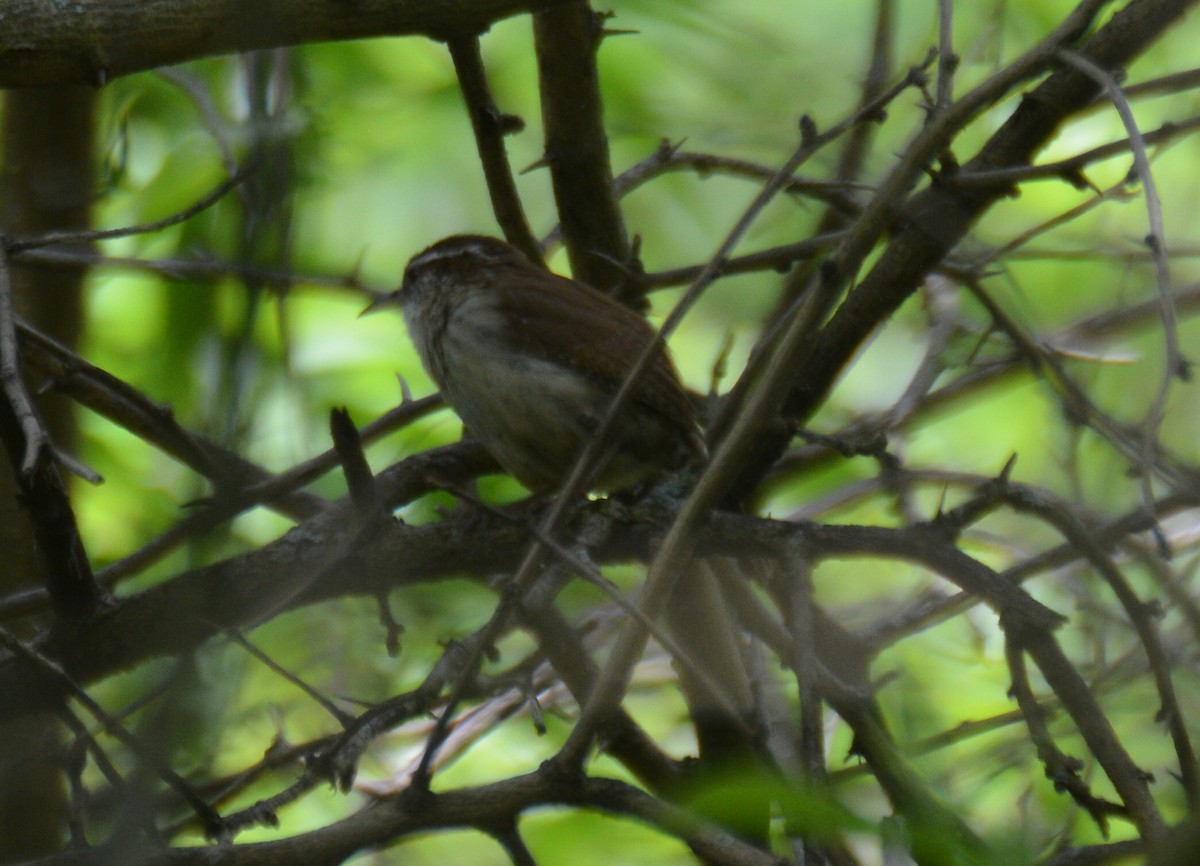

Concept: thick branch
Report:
left=0, top=478, right=1061, bottom=724
left=0, top=443, right=499, bottom=722
left=0, top=0, right=572, bottom=87
left=533, top=2, right=632, bottom=296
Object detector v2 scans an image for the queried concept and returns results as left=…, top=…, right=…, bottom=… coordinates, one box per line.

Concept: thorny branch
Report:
left=8, top=1, right=1200, bottom=864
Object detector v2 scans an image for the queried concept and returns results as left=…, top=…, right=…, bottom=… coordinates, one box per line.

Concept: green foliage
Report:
left=18, top=0, right=1200, bottom=863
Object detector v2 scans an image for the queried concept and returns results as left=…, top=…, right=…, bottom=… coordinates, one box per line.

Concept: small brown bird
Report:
left=363, top=234, right=705, bottom=492
left=367, top=235, right=763, bottom=833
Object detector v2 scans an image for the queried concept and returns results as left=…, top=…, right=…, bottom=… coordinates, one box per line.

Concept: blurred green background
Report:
left=57, top=1, right=1200, bottom=862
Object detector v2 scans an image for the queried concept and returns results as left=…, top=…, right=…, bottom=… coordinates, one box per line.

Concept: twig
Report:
left=962, top=276, right=1200, bottom=501
left=6, top=169, right=251, bottom=253
left=1084, top=65, right=1200, bottom=110
left=448, top=37, right=543, bottom=265
left=863, top=490, right=1197, bottom=650
left=641, top=232, right=844, bottom=289
left=972, top=180, right=1138, bottom=266
left=1, top=331, right=443, bottom=608
left=710, top=51, right=938, bottom=445
left=135, top=769, right=786, bottom=866
left=723, top=0, right=1117, bottom=501
left=0, top=252, right=52, bottom=477
left=406, top=484, right=753, bottom=789
left=609, top=144, right=865, bottom=221
left=1005, top=485, right=1199, bottom=808
left=0, top=627, right=224, bottom=839
left=440, top=483, right=749, bottom=727
left=935, top=0, right=958, bottom=113
left=798, top=516, right=1165, bottom=839
left=1039, top=840, right=1145, bottom=866
left=950, top=113, right=1200, bottom=190
left=13, top=245, right=379, bottom=294
left=1004, top=634, right=1125, bottom=832
left=0, top=248, right=103, bottom=620
left=780, top=545, right=824, bottom=787
left=557, top=49, right=940, bottom=767
left=158, top=68, right=240, bottom=180
left=227, top=629, right=356, bottom=727
left=330, top=408, right=381, bottom=517
left=492, top=823, right=538, bottom=866
left=1057, top=48, right=1189, bottom=545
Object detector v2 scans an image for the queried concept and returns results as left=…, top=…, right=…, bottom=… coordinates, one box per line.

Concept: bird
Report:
left=365, top=234, right=765, bottom=839
left=362, top=233, right=705, bottom=493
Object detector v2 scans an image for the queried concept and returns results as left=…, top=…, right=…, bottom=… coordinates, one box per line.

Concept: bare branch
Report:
left=7, top=170, right=251, bottom=253
left=448, top=37, right=543, bottom=264
left=0, top=249, right=103, bottom=621
left=0, top=0, right=576, bottom=87
left=533, top=2, right=631, bottom=295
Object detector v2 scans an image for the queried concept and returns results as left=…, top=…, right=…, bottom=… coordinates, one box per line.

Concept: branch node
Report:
left=798, top=114, right=819, bottom=146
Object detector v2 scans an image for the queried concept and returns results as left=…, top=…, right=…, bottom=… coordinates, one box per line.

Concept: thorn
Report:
left=527, top=689, right=547, bottom=735
left=1150, top=522, right=1172, bottom=560
left=349, top=246, right=368, bottom=284
left=997, top=453, right=1018, bottom=484
left=1060, top=167, right=1096, bottom=193
left=710, top=332, right=734, bottom=396
left=799, top=114, right=819, bottom=146
left=488, top=108, right=525, bottom=136
left=933, top=483, right=949, bottom=518
left=520, top=154, right=550, bottom=175
left=395, top=373, right=414, bottom=404
left=54, top=447, right=104, bottom=485
left=655, top=137, right=685, bottom=161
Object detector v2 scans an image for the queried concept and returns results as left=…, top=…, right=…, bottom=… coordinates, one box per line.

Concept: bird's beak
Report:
left=359, top=289, right=402, bottom=318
